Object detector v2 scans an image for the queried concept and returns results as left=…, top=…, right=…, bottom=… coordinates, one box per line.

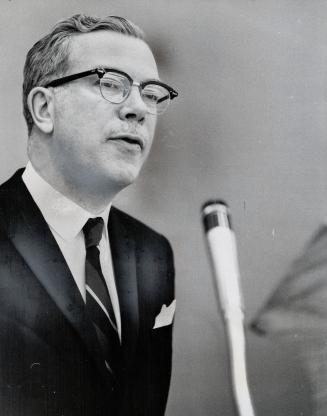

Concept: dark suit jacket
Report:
left=0, top=169, right=175, bottom=416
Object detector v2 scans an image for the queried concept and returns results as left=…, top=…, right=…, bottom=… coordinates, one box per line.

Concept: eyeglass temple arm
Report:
left=45, top=68, right=101, bottom=88
left=157, top=90, right=178, bottom=104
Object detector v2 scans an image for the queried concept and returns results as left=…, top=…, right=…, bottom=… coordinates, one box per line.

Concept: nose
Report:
left=118, top=85, right=147, bottom=123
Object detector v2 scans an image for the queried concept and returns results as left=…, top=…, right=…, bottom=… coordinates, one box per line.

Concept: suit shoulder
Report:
left=111, top=206, right=172, bottom=249
left=0, top=168, right=25, bottom=205
left=0, top=169, right=24, bottom=190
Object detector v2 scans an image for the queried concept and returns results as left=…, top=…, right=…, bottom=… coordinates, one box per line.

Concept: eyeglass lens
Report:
left=100, top=72, right=171, bottom=115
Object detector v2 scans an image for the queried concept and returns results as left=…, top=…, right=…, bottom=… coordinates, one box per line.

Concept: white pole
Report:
left=225, top=311, right=255, bottom=416
left=202, top=201, right=256, bottom=416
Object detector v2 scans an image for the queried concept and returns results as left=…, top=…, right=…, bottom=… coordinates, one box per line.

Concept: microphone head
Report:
left=202, top=199, right=228, bottom=212
left=202, top=199, right=232, bottom=231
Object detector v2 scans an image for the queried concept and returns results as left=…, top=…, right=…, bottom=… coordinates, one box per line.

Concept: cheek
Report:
left=55, top=89, right=104, bottom=134
left=147, top=117, right=157, bottom=140
left=54, top=107, right=103, bottom=154
left=53, top=113, right=96, bottom=164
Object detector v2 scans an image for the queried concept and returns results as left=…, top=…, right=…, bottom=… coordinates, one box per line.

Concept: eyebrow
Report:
left=100, top=66, right=161, bottom=83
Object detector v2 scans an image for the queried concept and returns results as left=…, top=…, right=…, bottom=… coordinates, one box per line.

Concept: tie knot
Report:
left=83, top=217, right=104, bottom=248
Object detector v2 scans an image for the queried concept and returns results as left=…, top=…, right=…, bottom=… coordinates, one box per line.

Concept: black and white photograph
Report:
left=0, top=1, right=327, bottom=415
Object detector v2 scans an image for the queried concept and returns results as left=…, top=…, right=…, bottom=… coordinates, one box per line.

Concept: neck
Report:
left=29, top=159, right=120, bottom=215
left=28, top=134, right=125, bottom=214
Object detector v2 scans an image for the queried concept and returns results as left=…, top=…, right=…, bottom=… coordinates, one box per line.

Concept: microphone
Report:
left=202, top=200, right=243, bottom=321
left=202, top=200, right=255, bottom=416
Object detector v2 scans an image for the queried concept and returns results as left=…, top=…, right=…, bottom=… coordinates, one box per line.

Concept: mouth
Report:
left=108, top=134, right=144, bottom=150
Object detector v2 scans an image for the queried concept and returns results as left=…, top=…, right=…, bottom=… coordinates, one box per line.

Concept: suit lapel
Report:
left=108, top=207, right=139, bottom=365
left=2, top=171, right=112, bottom=384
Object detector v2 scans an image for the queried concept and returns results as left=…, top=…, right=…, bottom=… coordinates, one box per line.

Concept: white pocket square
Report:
left=153, top=299, right=176, bottom=329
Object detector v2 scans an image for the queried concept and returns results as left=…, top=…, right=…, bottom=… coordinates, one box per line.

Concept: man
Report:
left=0, top=14, right=178, bottom=416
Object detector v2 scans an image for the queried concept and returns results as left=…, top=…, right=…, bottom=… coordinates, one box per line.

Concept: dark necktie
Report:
left=83, top=217, right=121, bottom=378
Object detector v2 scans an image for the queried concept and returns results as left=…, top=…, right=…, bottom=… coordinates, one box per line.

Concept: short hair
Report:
left=23, top=14, right=145, bottom=135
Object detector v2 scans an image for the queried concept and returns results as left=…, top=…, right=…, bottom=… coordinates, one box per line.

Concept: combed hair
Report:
left=23, top=14, right=145, bottom=135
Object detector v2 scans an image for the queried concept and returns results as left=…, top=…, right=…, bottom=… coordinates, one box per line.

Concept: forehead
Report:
left=67, top=31, right=159, bottom=80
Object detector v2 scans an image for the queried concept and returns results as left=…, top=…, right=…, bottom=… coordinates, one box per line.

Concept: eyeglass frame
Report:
left=44, top=67, right=178, bottom=112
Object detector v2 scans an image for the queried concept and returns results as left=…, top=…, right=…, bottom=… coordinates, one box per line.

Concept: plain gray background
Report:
left=1, top=0, right=327, bottom=415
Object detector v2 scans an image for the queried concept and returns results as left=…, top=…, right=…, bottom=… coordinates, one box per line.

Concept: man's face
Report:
left=50, top=31, right=158, bottom=194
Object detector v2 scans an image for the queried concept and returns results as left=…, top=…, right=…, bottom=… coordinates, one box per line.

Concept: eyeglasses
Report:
left=45, top=67, right=178, bottom=115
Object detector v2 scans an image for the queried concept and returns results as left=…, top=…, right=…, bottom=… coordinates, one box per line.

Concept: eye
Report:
left=142, top=84, right=169, bottom=104
left=142, top=86, right=162, bottom=102
left=102, top=79, right=122, bottom=90
left=143, top=92, right=159, bottom=102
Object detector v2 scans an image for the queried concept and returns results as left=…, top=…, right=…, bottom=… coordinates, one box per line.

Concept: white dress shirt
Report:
left=22, top=161, right=121, bottom=339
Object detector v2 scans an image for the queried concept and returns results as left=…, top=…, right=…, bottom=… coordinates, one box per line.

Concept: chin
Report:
left=105, top=167, right=141, bottom=189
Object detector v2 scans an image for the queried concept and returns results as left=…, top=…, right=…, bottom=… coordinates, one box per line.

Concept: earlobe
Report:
left=27, top=87, right=54, bottom=134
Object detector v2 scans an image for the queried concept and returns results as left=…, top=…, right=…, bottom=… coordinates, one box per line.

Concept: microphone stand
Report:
left=225, top=308, right=255, bottom=416
left=202, top=201, right=256, bottom=416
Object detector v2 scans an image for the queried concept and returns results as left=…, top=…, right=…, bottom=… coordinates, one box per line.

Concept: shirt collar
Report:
left=22, top=161, right=111, bottom=241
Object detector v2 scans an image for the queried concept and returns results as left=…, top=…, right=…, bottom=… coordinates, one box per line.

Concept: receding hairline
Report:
left=63, top=30, right=157, bottom=74
left=67, top=29, right=153, bottom=53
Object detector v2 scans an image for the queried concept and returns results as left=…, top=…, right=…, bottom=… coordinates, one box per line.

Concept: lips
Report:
left=108, top=134, right=144, bottom=150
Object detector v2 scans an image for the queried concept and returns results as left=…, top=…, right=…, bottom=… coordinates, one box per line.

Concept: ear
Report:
left=27, top=87, right=54, bottom=134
